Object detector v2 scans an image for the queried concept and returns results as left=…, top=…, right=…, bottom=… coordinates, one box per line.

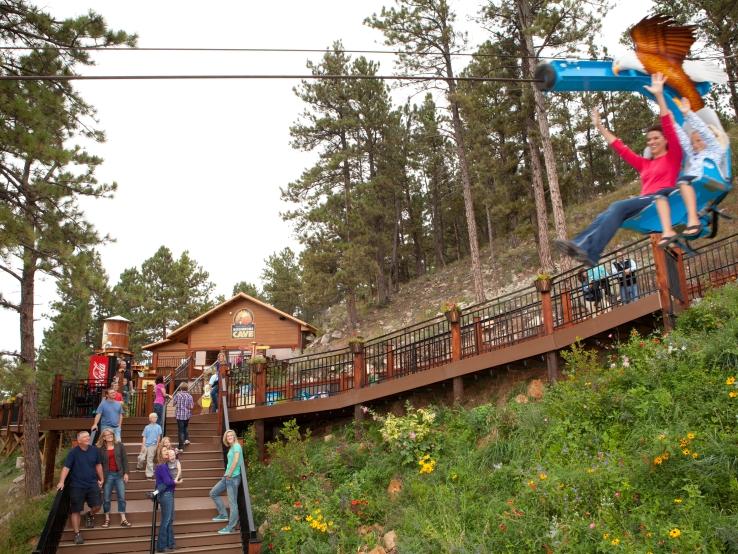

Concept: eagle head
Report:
left=612, top=51, right=646, bottom=76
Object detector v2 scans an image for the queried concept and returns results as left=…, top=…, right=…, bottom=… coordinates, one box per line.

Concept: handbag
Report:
left=136, top=449, right=146, bottom=470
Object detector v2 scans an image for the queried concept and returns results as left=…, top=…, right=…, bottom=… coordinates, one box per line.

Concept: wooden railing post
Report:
left=651, top=234, right=675, bottom=331
left=51, top=374, right=63, bottom=418
left=253, top=363, right=266, bottom=406
left=168, top=368, right=175, bottom=394
left=674, top=247, right=691, bottom=309
left=473, top=316, right=483, bottom=355
left=350, top=340, right=366, bottom=390
left=187, top=352, right=194, bottom=380
left=535, top=277, right=559, bottom=383
left=42, top=430, right=59, bottom=491
left=145, top=384, right=154, bottom=416
left=446, top=307, right=463, bottom=404
left=561, top=288, right=574, bottom=327
left=386, top=343, right=395, bottom=380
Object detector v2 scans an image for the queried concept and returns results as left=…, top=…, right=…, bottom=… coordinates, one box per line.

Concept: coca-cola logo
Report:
left=91, top=361, right=107, bottom=381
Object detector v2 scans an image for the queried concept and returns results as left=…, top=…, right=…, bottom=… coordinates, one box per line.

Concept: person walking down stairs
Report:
left=173, top=382, right=194, bottom=450
left=154, top=448, right=178, bottom=552
left=56, top=430, right=104, bottom=545
left=97, top=428, right=132, bottom=528
left=209, top=429, right=242, bottom=535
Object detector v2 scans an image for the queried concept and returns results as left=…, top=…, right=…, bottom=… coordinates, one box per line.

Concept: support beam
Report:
left=42, top=430, right=59, bottom=491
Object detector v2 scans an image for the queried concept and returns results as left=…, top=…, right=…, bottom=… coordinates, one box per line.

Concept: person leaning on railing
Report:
left=56, top=430, right=104, bottom=545
left=209, top=429, right=242, bottom=535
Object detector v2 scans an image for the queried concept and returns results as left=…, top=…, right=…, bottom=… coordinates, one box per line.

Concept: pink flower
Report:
left=589, top=522, right=596, bottom=529
left=360, top=405, right=369, bottom=414
left=614, top=491, right=621, bottom=498
left=408, top=431, right=416, bottom=440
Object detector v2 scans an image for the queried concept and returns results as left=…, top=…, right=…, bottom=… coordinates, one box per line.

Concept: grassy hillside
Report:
left=247, top=283, right=738, bottom=552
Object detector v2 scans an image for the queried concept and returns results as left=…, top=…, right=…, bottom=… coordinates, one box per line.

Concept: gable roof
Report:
left=142, top=292, right=317, bottom=351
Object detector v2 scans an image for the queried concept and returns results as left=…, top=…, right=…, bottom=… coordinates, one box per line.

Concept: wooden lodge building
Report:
left=143, top=292, right=318, bottom=375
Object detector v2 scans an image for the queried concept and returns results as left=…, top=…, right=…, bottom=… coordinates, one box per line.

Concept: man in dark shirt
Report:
left=57, top=430, right=104, bottom=545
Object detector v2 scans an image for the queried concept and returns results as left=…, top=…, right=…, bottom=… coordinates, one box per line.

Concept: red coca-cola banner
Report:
left=88, top=355, right=109, bottom=386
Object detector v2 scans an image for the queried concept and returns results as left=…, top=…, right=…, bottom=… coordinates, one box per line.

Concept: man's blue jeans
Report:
left=103, top=470, right=126, bottom=514
left=210, top=474, right=241, bottom=530
left=572, top=195, right=655, bottom=264
left=620, top=283, right=639, bottom=303
left=157, top=490, right=175, bottom=550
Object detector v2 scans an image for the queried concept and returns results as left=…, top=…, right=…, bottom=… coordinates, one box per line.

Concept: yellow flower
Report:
left=682, top=448, right=690, bottom=456
left=686, top=432, right=695, bottom=440
left=653, top=456, right=663, bottom=465
left=611, top=538, right=620, bottom=545
left=603, top=533, right=610, bottom=540
left=674, top=498, right=683, bottom=504
left=658, top=434, right=666, bottom=441
left=730, top=391, right=738, bottom=398
left=538, top=472, right=548, bottom=481
left=662, top=451, right=670, bottom=460
left=726, top=376, right=735, bottom=385
left=281, top=525, right=291, bottom=532
left=669, top=528, right=681, bottom=539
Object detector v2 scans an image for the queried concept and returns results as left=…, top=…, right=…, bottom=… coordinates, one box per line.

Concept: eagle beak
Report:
left=612, top=62, right=620, bottom=76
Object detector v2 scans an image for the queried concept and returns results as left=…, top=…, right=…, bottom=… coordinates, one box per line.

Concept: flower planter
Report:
left=534, top=278, right=552, bottom=293
left=348, top=340, right=365, bottom=354
left=444, top=308, right=461, bottom=324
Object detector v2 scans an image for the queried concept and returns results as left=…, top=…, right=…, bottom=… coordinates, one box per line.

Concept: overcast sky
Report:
left=1, top=0, right=653, bottom=353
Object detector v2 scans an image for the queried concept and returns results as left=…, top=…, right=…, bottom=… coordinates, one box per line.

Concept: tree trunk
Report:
left=485, top=202, right=495, bottom=262
left=20, top=248, right=42, bottom=497
left=526, top=125, right=554, bottom=273
left=720, top=42, right=738, bottom=118
left=430, top=168, right=446, bottom=269
left=517, top=0, right=568, bottom=243
left=346, top=290, right=358, bottom=334
left=375, top=246, right=389, bottom=306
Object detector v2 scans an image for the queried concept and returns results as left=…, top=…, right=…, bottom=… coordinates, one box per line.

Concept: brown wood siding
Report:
left=187, top=298, right=300, bottom=350
left=153, top=341, right=188, bottom=353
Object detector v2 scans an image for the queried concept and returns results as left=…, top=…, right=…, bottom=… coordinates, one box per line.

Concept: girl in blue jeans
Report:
left=210, top=429, right=242, bottom=534
left=154, top=448, right=177, bottom=552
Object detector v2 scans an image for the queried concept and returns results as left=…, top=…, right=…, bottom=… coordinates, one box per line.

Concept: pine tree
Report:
left=367, top=0, right=487, bottom=302
left=0, top=2, right=134, bottom=497
left=261, top=248, right=302, bottom=317
left=232, top=281, right=263, bottom=299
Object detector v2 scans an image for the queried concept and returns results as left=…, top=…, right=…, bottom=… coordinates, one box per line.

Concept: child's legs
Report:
left=654, top=197, right=675, bottom=237
left=678, top=182, right=700, bottom=227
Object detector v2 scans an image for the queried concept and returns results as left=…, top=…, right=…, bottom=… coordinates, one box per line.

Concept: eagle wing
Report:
left=629, top=15, right=704, bottom=110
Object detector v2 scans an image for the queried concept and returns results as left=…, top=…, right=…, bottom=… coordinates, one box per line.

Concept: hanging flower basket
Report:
left=534, top=274, right=552, bottom=293
left=441, top=302, right=461, bottom=324
left=348, top=337, right=365, bottom=354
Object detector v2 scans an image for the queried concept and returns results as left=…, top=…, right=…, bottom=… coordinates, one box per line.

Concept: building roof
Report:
left=105, top=315, right=131, bottom=322
left=142, top=292, right=317, bottom=351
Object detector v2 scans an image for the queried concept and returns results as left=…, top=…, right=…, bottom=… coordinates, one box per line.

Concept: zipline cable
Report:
left=0, top=45, right=732, bottom=63
left=0, top=73, right=542, bottom=83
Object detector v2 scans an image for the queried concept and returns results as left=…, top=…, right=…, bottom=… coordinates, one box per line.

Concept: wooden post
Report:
left=674, top=247, right=691, bottom=309
left=386, top=344, right=395, bottom=380
left=42, top=430, right=59, bottom=491
left=537, top=279, right=559, bottom=383
left=16, top=396, right=23, bottom=430
left=450, top=314, right=463, bottom=404
left=561, top=289, right=573, bottom=327
left=187, top=352, right=194, bottom=380
left=168, top=368, right=175, bottom=394
left=254, top=419, right=265, bottom=462
left=351, top=341, right=366, bottom=390
left=473, top=316, right=483, bottom=355
left=145, top=384, right=154, bottom=416
left=218, top=358, right=227, bottom=436
left=51, top=374, right=63, bottom=418
left=651, top=234, right=674, bottom=331
left=254, top=363, right=266, bottom=406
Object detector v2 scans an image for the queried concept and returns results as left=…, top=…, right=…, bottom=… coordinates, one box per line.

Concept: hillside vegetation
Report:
left=247, top=283, right=738, bottom=552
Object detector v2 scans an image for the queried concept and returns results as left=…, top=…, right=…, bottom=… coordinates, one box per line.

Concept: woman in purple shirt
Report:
left=154, top=448, right=176, bottom=552
left=153, top=376, right=169, bottom=429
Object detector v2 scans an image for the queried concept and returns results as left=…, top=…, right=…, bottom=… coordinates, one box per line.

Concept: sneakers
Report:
left=184, top=440, right=191, bottom=446
left=218, top=527, right=234, bottom=534
left=84, top=512, right=94, bottom=529
left=554, top=239, right=596, bottom=268
left=73, top=532, right=84, bottom=545
left=212, top=514, right=228, bottom=522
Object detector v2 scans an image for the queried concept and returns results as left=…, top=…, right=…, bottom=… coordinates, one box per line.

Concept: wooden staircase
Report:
left=57, top=413, right=243, bottom=553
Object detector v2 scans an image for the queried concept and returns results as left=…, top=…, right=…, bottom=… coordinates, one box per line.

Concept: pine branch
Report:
left=0, top=294, right=21, bottom=312
left=0, top=264, right=22, bottom=283
left=0, top=350, right=22, bottom=358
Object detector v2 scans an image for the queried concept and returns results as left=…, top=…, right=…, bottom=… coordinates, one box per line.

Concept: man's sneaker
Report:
left=218, top=527, right=234, bottom=534
left=554, top=239, right=596, bottom=268
left=84, top=512, right=94, bottom=529
left=184, top=440, right=191, bottom=446
left=212, top=514, right=228, bottom=522
left=73, top=533, right=84, bottom=545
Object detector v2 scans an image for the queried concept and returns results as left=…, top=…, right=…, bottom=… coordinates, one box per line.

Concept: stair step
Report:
left=60, top=518, right=225, bottom=541
left=127, top=476, right=221, bottom=491
left=128, top=467, right=224, bottom=481
left=126, top=449, right=222, bottom=461
left=67, top=497, right=226, bottom=524
left=57, top=529, right=240, bottom=553
left=126, top=486, right=226, bottom=500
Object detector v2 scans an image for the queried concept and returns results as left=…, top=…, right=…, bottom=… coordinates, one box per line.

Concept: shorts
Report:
left=649, top=187, right=676, bottom=198
left=677, top=174, right=697, bottom=184
left=69, top=485, right=101, bottom=513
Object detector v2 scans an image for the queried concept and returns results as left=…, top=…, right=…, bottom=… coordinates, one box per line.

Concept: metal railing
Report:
left=57, top=380, right=107, bottom=418
left=33, top=429, right=97, bottom=554
left=221, top=392, right=260, bottom=552
left=685, top=232, right=738, bottom=300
